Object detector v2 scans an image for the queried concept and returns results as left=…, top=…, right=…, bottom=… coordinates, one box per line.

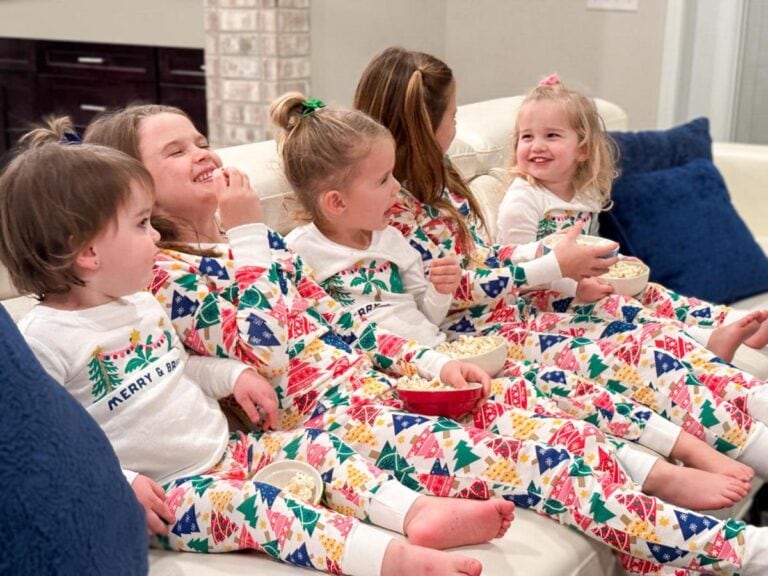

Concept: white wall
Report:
left=311, top=0, right=668, bottom=129
left=1, top=0, right=668, bottom=128
left=310, top=0, right=447, bottom=108
left=0, top=0, right=205, bottom=48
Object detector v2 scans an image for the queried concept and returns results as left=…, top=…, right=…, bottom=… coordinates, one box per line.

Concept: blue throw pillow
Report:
left=0, top=306, right=148, bottom=574
left=600, top=157, right=768, bottom=304
left=610, top=117, right=713, bottom=177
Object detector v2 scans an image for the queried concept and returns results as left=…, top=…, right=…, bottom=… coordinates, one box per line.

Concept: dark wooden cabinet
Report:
left=0, top=38, right=207, bottom=162
left=157, top=47, right=207, bottom=136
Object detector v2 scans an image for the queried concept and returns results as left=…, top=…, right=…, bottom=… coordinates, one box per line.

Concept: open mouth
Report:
left=194, top=169, right=215, bottom=183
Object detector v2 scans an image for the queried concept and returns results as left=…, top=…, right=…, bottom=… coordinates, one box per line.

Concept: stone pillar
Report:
left=204, top=0, right=311, bottom=146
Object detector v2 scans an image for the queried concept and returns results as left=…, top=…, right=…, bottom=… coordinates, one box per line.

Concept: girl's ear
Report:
left=577, top=142, right=590, bottom=162
left=74, top=245, right=100, bottom=271
left=319, top=189, right=347, bottom=218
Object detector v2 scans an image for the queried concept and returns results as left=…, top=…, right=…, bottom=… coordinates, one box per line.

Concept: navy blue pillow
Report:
left=0, top=306, right=148, bottom=574
left=600, top=157, right=768, bottom=304
left=610, top=117, right=713, bottom=177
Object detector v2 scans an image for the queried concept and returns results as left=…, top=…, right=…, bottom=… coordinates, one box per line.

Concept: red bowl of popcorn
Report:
left=396, top=376, right=484, bottom=419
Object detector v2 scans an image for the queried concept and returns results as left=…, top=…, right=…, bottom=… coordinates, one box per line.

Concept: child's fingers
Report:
left=257, top=394, right=279, bottom=430
left=223, top=167, right=246, bottom=190
left=147, top=510, right=170, bottom=536
left=238, top=397, right=262, bottom=425
left=212, top=168, right=227, bottom=196
left=564, top=221, right=584, bottom=238
left=154, top=499, right=175, bottom=527
left=150, top=480, right=167, bottom=500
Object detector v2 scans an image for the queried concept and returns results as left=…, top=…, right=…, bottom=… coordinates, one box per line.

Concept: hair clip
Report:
left=60, top=130, right=82, bottom=145
left=300, top=99, right=326, bottom=117
left=539, top=74, right=560, bottom=87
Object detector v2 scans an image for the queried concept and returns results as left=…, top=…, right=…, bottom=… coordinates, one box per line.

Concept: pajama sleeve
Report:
left=496, top=184, right=544, bottom=246
left=394, top=231, right=453, bottom=327
left=390, top=196, right=561, bottom=309
left=291, top=257, right=451, bottom=379
left=151, top=223, right=290, bottom=374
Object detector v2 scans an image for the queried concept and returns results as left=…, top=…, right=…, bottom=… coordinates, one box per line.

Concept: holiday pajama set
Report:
left=150, top=222, right=764, bottom=575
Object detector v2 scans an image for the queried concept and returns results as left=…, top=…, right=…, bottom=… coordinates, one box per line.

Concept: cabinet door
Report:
left=158, top=84, right=208, bottom=137
left=158, top=47, right=205, bottom=86
left=158, top=48, right=207, bottom=135
left=37, top=76, right=158, bottom=131
left=38, top=41, right=156, bottom=82
left=0, top=38, right=35, bottom=72
left=0, top=38, right=36, bottom=158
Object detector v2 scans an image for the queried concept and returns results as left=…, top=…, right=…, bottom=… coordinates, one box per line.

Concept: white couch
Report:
left=3, top=96, right=768, bottom=576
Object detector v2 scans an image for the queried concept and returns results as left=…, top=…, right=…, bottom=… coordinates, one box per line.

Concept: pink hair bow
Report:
left=539, top=74, right=560, bottom=86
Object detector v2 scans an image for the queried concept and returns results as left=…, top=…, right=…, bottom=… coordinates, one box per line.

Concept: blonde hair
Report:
left=354, top=46, right=486, bottom=255
left=269, top=92, right=392, bottom=225
left=509, top=77, right=618, bottom=208
left=85, top=104, right=218, bottom=255
left=0, top=117, right=153, bottom=298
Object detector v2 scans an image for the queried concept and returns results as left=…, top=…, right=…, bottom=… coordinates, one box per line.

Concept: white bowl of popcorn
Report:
left=435, top=335, right=508, bottom=377
left=599, top=259, right=650, bottom=296
left=252, top=460, right=323, bottom=505
left=542, top=233, right=619, bottom=259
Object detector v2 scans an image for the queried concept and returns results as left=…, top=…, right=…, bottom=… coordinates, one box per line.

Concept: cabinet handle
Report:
left=200, top=64, right=206, bottom=72
left=80, top=104, right=107, bottom=113
left=77, top=56, right=105, bottom=65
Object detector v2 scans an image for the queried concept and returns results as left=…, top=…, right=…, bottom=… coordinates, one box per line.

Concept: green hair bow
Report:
left=300, top=98, right=326, bottom=116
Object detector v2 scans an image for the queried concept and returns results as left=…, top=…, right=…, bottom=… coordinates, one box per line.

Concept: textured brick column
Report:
left=204, top=0, right=311, bottom=146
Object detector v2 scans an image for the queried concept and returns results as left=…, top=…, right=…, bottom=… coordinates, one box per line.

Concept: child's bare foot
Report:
left=670, top=430, right=755, bottom=482
left=708, top=312, right=766, bottom=361
left=404, top=496, right=515, bottom=549
left=382, top=540, right=483, bottom=576
left=745, top=312, right=768, bottom=350
left=643, top=459, right=750, bottom=510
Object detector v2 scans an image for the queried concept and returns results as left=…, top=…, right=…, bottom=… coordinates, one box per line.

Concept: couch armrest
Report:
left=713, top=141, right=768, bottom=239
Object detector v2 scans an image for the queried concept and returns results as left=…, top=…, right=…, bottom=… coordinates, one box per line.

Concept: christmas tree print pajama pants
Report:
left=153, top=428, right=417, bottom=575
left=293, top=366, right=749, bottom=576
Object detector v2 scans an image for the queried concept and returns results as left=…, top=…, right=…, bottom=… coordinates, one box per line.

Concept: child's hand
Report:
left=428, top=257, right=462, bottom=295
left=438, top=360, right=491, bottom=409
left=233, top=369, right=278, bottom=430
left=576, top=277, right=614, bottom=302
left=214, top=167, right=264, bottom=230
left=132, top=474, right=174, bottom=536
left=553, top=223, right=618, bottom=279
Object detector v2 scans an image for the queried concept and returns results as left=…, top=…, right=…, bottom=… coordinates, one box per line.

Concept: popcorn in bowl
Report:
left=284, top=471, right=317, bottom=502
left=542, top=234, right=619, bottom=258
left=435, top=335, right=502, bottom=357
left=397, top=375, right=454, bottom=390
left=600, top=259, right=650, bottom=296
left=252, top=460, right=323, bottom=505
left=435, top=335, right=508, bottom=377
left=602, top=260, right=646, bottom=279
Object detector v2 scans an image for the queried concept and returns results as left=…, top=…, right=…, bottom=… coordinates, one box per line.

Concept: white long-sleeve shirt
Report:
left=286, top=224, right=451, bottom=347
left=19, top=293, right=249, bottom=485
left=497, top=177, right=603, bottom=296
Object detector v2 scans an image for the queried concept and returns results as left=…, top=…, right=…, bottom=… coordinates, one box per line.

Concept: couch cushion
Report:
left=601, top=143, right=768, bottom=304
left=610, top=117, right=712, bottom=176
left=149, top=507, right=617, bottom=576
left=0, top=306, right=148, bottom=574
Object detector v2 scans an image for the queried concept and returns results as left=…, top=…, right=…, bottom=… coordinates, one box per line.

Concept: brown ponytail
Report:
left=354, top=46, right=487, bottom=255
